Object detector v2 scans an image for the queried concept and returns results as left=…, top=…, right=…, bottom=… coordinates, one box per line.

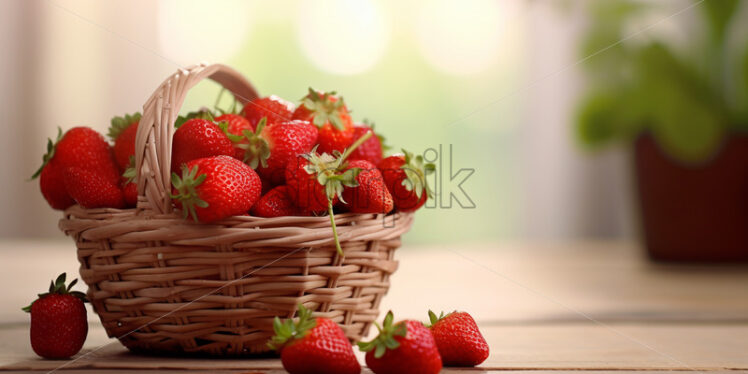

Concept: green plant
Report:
left=576, top=0, right=748, bottom=163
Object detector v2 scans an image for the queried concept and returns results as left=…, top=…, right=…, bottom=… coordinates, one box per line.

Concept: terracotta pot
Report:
left=634, top=133, right=748, bottom=262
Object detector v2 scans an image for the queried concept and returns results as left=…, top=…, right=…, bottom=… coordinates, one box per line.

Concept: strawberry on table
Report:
left=108, top=112, right=141, bottom=171
left=292, top=88, right=354, bottom=154
left=428, top=310, right=489, bottom=367
left=23, top=273, right=88, bottom=359
left=348, top=121, right=385, bottom=165
left=251, top=185, right=301, bottom=217
left=171, top=155, right=261, bottom=223
left=240, top=118, right=318, bottom=185
left=64, top=167, right=125, bottom=209
left=379, top=150, right=435, bottom=212
left=358, top=311, right=442, bottom=374
left=269, top=305, right=360, bottom=374
left=341, top=159, right=393, bottom=214
left=242, top=95, right=295, bottom=128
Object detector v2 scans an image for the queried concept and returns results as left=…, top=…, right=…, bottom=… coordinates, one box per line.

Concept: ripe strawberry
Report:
left=269, top=305, right=360, bottom=374
left=121, top=156, right=138, bottom=208
left=23, top=273, right=88, bottom=359
left=250, top=186, right=301, bottom=217
left=123, top=181, right=137, bottom=208
left=359, top=311, right=442, bottom=374
left=285, top=133, right=372, bottom=255
left=108, top=112, right=141, bottom=171
left=242, top=95, right=295, bottom=128
left=285, top=153, right=344, bottom=213
left=171, top=155, right=261, bottom=223
left=32, top=127, right=120, bottom=186
left=341, top=160, right=393, bottom=214
left=171, top=118, right=238, bottom=172
left=64, top=167, right=125, bottom=209
left=39, top=159, right=75, bottom=210
left=379, top=150, right=435, bottom=212
left=428, top=311, right=489, bottom=367
left=214, top=113, right=255, bottom=160
left=240, top=118, right=318, bottom=185
left=348, top=122, right=385, bottom=165
left=292, top=89, right=354, bottom=154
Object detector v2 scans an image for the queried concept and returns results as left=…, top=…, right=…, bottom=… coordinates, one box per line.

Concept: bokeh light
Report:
left=416, top=0, right=505, bottom=75
left=157, top=0, right=252, bottom=64
left=297, top=0, right=390, bottom=75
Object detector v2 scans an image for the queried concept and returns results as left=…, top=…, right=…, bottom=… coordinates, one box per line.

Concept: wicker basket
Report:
left=58, top=63, right=414, bottom=356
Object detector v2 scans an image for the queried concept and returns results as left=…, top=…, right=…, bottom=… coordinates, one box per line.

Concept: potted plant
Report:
left=576, top=0, right=748, bottom=262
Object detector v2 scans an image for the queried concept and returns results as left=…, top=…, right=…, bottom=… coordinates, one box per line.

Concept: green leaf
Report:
left=108, top=112, right=141, bottom=140
left=635, top=43, right=726, bottom=163
left=701, top=0, right=739, bottom=44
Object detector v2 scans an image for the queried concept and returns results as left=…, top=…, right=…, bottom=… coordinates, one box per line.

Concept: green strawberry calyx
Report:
left=107, top=112, right=141, bottom=140
left=301, top=132, right=372, bottom=256
left=427, top=310, right=454, bottom=327
left=268, top=304, right=317, bottom=351
left=237, top=117, right=271, bottom=169
left=171, top=164, right=208, bottom=222
left=123, top=155, right=137, bottom=184
left=22, top=273, right=87, bottom=312
left=30, top=127, right=63, bottom=180
left=357, top=311, right=407, bottom=359
left=301, top=88, right=348, bottom=131
left=401, top=149, right=436, bottom=199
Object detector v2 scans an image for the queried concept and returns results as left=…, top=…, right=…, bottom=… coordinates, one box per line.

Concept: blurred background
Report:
left=1, top=0, right=747, bottom=260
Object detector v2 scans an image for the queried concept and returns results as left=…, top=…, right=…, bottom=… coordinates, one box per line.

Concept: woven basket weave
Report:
left=58, top=63, right=414, bottom=356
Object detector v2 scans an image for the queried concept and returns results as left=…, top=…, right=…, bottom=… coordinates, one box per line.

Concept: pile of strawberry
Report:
left=270, top=305, right=489, bottom=374
left=35, top=89, right=433, bottom=251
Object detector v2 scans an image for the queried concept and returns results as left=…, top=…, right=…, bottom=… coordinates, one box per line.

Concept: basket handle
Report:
left=134, top=63, right=259, bottom=214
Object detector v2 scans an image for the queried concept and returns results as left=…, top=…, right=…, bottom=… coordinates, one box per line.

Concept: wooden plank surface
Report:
left=1, top=323, right=747, bottom=371
left=1, top=240, right=747, bottom=372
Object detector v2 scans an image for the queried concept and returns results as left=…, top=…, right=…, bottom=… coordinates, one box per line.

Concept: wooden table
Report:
left=1, top=240, right=747, bottom=373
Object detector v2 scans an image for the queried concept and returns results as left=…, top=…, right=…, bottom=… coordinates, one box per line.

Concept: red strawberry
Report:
left=285, top=153, right=342, bottom=213
left=285, top=133, right=373, bottom=255
left=32, top=127, right=120, bottom=186
left=292, top=89, right=354, bottom=154
left=215, top=113, right=255, bottom=160
left=341, top=160, right=393, bottom=214
left=108, top=112, right=141, bottom=171
left=269, top=305, right=360, bottom=374
left=241, top=118, right=318, bottom=185
left=428, top=311, right=489, bottom=367
left=359, top=311, right=442, bottom=374
left=250, top=186, right=300, bottom=217
left=121, top=156, right=138, bottom=208
left=171, top=118, right=238, bottom=172
left=38, top=160, right=75, bottom=210
left=33, top=130, right=74, bottom=210
left=379, top=150, right=435, bottom=212
left=242, top=95, right=295, bottom=128
left=171, top=155, right=261, bottom=223
left=123, top=181, right=137, bottom=208
left=64, top=167, right=125, bottom=209
left=24, top=273, right=88, bottom=359
left=348, top=122, right=384, bottom=165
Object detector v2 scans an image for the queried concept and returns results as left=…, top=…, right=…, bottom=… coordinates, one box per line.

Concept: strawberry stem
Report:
left=339, top=131, right=373, bottom=162
left=328, top=198, right=343, bottom=257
